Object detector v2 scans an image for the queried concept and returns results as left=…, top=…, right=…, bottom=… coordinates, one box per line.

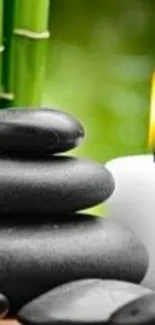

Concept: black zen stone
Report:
left=17, top=279, right=152, bottom=325
left=0, top=215, right=148, bottom=314
left=0, top=293, right=9, bottom=318
left=110, top=293, right=155, bottom=325
left=0, top=156, right=114, bottom=215
left=0, top=108, right=84, bottom=154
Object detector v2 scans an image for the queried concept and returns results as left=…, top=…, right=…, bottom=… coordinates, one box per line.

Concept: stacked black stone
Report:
left=18, top=279, right=153, bottom=325
left=110, top=293, right=155, bottom=325
left=0, top=108, right=149, bottom=321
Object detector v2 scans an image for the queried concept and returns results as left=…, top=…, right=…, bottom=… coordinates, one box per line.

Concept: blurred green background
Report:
left=43, top=0, right=154, bottom=215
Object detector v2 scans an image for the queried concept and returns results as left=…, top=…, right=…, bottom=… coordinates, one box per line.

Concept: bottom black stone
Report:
left=110, top=293, right=155, bottom=325
left=0, top=214, right=148, bottom=314
left=17, top=279, right=152, bottom=325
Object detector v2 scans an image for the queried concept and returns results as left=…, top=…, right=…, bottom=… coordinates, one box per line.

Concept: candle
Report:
left=105, top=72, right=155, bottom=290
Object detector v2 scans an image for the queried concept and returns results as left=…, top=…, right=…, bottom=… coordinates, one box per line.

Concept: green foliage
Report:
left=44, top=0, right=154, bottom=163
left=43, top=0, right=155, bottom=215
left=0, top=0, right=50, bottom=107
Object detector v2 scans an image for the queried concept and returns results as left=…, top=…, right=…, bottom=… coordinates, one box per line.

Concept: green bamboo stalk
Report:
left=0, top=0, right=15, bottom=108
left=0, top=0, right=4, bottom=108
left=11, top=0, right=50, bottom=107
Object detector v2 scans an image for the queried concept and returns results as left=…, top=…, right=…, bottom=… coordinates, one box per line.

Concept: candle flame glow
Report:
left=148, top=72, right=155, bottom=150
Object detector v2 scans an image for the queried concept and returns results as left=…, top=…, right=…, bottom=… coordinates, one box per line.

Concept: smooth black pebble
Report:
left=0, top=108, right=84, bottom=154
left=0, top=215, right=148, bottom=314
left=0, top=155, right=114, bottom=215
left=17, top=279, right=152, bottom=325
left=0, top=293, right=9, bottom=318
left=110, top=293, right=155, bottom=325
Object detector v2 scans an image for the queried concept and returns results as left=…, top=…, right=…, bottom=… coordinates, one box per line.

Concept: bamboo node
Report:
left=0, top=92, right=14, bottom=100
left=0, top=45, right=4, bottom=53
left=13, top=28, right=50, bottom=39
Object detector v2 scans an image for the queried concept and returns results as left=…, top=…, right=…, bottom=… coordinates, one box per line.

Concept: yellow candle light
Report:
left=148, top=71, right=155, bottom=151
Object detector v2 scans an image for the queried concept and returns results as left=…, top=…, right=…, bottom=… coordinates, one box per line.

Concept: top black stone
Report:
left=0, top=108, right=84, bottom=155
